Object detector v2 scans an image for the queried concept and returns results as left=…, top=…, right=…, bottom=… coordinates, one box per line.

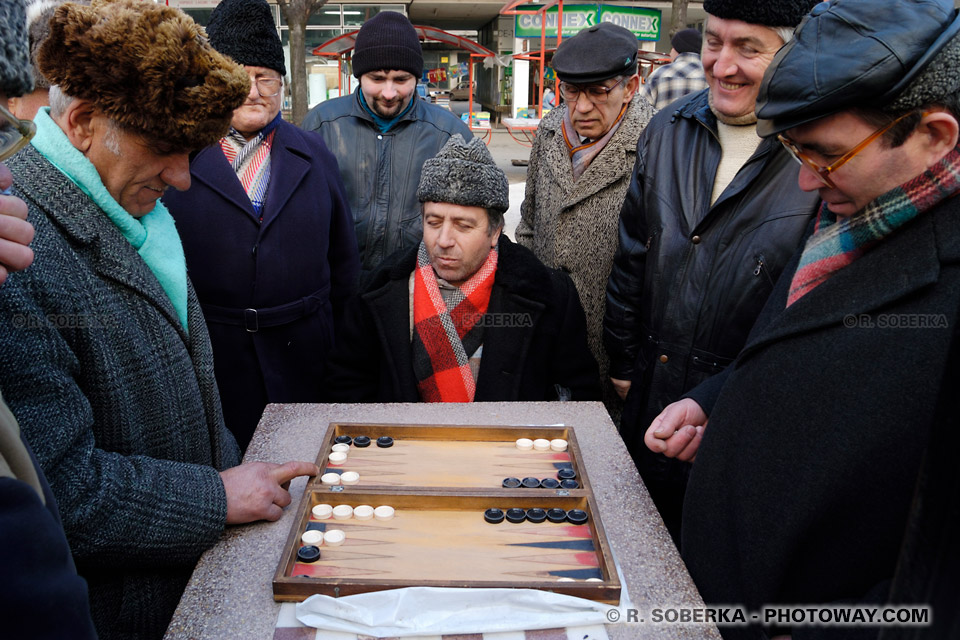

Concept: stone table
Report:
left=164, top=402, right=720, bottom=639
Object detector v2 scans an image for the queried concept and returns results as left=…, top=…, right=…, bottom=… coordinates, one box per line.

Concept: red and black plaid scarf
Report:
left=787, top=144, right=960, bottom=306
left=412, top=242, right=498, bottom=402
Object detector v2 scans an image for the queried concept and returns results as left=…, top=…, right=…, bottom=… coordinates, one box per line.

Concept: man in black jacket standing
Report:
left=603, top=0, right=820, bottom=540
left=326, top=135, right=600, bottom=403
left=650, top=1, right=960, bottom=637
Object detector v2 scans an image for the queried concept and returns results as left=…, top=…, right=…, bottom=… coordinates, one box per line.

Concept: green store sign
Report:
left=515, top=4, right=661, bottom=41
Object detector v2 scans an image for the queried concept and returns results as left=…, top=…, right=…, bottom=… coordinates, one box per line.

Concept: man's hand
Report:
left=220, top=461, right=319, bottom=524
left=610, top=377, right=632, bottom=400
left=0, top=164, right=35, bottom=285
left=644, top=398, right=707, bottom=462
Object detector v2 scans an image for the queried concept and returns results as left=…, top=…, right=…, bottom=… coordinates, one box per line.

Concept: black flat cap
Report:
left=756, top=0, right=960, bottom=137
left=551, top=22, right=639, bottom=84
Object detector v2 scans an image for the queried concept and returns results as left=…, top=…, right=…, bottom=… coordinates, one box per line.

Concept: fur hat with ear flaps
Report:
left=37, top=0, right=250, bottom=152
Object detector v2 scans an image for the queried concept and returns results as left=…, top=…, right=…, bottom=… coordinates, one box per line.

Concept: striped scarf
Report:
left=561, top=101, right=628, bottom=181
left=412, top=242, right=498, bottom=402
left=220, top=118, right=279, bottom=218
left=787, top=145, right=960, bottom=306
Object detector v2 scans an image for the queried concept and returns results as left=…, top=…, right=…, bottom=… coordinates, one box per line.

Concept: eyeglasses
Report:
left=0, top=103, right=36, bottom=162
left=252, top=77, right=282, bottom=97
left=777, top=110, right=924, bottom=188
left=558, top=77, right=625, bottom=105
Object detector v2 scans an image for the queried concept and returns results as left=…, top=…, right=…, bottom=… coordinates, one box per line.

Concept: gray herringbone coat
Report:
left=2, top=146, right=240, bottom=640
left=516, top=96, right=654, bottom=414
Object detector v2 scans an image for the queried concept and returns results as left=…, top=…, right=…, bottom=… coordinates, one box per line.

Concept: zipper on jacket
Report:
left=753, top=254, right=774, bottom=286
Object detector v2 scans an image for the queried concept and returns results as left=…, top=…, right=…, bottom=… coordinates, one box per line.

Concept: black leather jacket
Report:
left=604, top=89, right=818, bottom=435
left=303, top=91, right=471, bottom=273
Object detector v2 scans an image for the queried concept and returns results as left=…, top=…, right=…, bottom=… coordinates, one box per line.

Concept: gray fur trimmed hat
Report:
left=0, top=0, right=33, bottom=98
left=703, top=0, right=820, bottom=27
left=207, top=0, right=285, bottom=76
left=756, top=0, right=960, bottom=137
left=418, top=135, right=509, bottom=213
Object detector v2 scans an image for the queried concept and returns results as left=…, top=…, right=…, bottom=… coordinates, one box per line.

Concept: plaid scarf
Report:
left=219, top=115, right=280, bottom=218
left=412, top=242, right=498, bottom=402
left=787, top=145, right=960, bottom=306
left=562, top=101, right=628, bottom=181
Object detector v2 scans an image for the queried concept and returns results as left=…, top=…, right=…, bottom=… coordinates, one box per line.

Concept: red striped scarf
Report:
left=412, top=242, right=498, bottom=402
left=220, top=128, right=276, bottom=218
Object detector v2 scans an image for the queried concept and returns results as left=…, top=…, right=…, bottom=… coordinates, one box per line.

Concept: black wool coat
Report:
left=681, top=198, right=960, bottom=640
left=324, top=237, right=601, bottom=402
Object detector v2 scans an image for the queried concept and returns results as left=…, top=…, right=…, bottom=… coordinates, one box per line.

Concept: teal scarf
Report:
left=30, top=108, right=189, bottom=332
left=358, top=88, right=416, bottom=133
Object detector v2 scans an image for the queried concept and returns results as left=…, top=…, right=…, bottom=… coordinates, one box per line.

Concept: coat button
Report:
left=659, top=354, right=669, bottom=363
left=691, top=235, right=701, bottom=244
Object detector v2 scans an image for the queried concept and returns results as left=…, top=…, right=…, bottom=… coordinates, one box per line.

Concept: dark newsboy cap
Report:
left=756, top=0, right=960, bottom=137
left=552, top=22, right=639, bottom=84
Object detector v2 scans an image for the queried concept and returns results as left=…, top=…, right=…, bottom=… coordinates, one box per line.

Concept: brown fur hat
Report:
left=38, top=0, right=250, bottom=152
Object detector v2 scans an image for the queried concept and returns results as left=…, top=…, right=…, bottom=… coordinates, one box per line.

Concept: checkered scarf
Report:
left=412, top=241, right=498, bottom=402
left=219, top=118, right=279, bottom=218
left=562, top=101, right=628, bottom=181
left=787, top=145, right=960, bottom=306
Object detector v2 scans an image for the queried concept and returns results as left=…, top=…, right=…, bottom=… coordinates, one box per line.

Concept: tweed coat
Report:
left=324, top=237, right=601, bottom=403
left=2, top=146, right=241, bottom=640
left=163, top=118, right=360, bottom=450
left=516, top=96, right=655, bottom=413
left=681, top=199, right=960, bottom=640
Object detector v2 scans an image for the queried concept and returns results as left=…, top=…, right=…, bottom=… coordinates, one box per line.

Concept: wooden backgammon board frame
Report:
left=272, top=422, right=621, bottom=603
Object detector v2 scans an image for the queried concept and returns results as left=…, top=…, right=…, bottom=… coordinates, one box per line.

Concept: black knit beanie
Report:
left=703, top=0, right=820, bottom=27
left=0, top=0, right=33, bottom=98
left=352, top=11, right=422, bottom=79
left=671, top=28, right=702, bottom=55
left=207, top=0, right=285, bottom=76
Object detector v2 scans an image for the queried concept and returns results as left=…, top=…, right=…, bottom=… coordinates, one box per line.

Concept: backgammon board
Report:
left=272, top=423, right=620, bottom=603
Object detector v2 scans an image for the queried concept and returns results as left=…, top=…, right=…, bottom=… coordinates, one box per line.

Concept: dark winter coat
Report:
left=3, top=146, right=241, bottom=640
left=324, top=237, right=601, bottom=402
left=164, top=118, right=359, bottom=449
left=681, top=198, right=960, bottom=640
left=302, top=91, right=472, bottom=273
left=603, top=88, right=818, bottom=536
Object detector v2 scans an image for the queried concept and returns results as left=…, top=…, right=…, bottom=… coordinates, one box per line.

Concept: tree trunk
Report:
left=276, top=0, right=329, bottom=125
left=670, top=0, right=689, bottom=37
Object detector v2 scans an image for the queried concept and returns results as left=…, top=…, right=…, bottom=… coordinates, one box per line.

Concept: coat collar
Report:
left=537, top=97, right=650, bottom=210
left=740, top=207, right=948, bottom=358
left=12, top=146, right=189, bottom=345
left=187, top=119, right=311, bottom=232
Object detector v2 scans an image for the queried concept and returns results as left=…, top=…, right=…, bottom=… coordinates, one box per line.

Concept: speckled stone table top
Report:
left=164, top=402, right=720, bottom=640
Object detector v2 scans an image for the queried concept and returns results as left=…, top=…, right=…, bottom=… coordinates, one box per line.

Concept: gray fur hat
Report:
left=418, top=135, right=509, bottom=213
left=0, top=0, right=33, bottom=98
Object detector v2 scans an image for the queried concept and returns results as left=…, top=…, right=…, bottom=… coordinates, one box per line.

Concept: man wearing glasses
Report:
left=650, top=0, right=960, bottom=634
left=164, top=0, right=360, bottom=452
left=603, top=0, right=820, bottom=541
left=516, top=22, right=655, bottom=423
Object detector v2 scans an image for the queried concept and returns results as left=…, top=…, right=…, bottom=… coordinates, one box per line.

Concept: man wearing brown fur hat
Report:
left=0, top=1, right=319, bottom=638
left=604, top=0, right=821, bottom=542
left=164, top=0, right=359, bottom=452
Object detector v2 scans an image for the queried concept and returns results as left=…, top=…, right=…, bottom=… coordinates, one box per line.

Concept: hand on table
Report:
left=644, top=398, right=707, bottom=462
left=220, top=461, right=319, bottom=524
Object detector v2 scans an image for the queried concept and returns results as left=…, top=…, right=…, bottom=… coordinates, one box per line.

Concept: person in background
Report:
left=163, top=0, right=359, bottom=451
left=640, top=27, right=708, bottom=110
left=0, top=2, right=97, bottom=637
left=325, top=135, right=600, bottom=403
left=302, top=11, right=472, bottom=276
left=542, top=82, right=556, bottom=110
left=1, top=2, right=317, bottom=637
left=604, top=0, right=820, bottom=542
left=650, top=2, right=960, bottom=637
left=516, top=23, right=655, bottom=423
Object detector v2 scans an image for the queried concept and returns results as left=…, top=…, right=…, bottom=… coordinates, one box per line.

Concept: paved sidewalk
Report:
left=484, top=127, right=533, bottom=240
